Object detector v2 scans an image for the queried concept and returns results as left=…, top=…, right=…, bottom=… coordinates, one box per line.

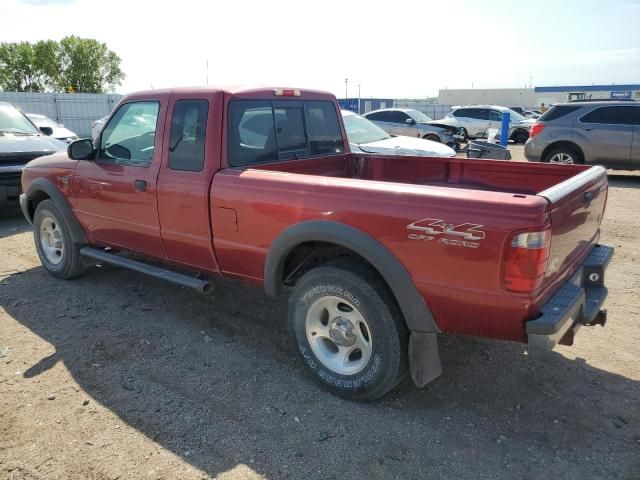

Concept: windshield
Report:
left=508, top=110, right=527, bottom=122
left=407, top=110, right=433, bottom=123
left=27, top=115, right=59, bottom=129
left=0, top=104, right=40, bottom=134
left=342, top=113, right=390, bottom=144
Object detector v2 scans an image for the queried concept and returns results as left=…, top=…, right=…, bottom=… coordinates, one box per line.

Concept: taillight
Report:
left=503, top=229, right=551, bottom=293
left=529, top=122, right=544, bottom=139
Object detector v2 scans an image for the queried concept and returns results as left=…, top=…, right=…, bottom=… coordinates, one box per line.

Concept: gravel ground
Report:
left=0, top=166, right=639, bottom=480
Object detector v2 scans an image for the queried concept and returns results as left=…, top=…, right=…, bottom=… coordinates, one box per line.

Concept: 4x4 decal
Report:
left=407, top=218, right=486, bottom=241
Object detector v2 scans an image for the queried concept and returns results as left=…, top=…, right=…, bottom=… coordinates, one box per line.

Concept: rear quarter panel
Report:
left=211, top=169, right=550, bottom=341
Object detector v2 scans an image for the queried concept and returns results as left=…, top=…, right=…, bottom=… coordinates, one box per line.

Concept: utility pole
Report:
left=345, top=78, right=348, bottom=99
left=357, top=84, right=361, bottom=114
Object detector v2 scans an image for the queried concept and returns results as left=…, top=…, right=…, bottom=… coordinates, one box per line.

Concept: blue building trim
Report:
left=534, top=84, right=640, bottom=93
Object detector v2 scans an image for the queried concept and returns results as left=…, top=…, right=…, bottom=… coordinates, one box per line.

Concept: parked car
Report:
left=510, top=107, right=525, bottom=115
left=20, top=86, right=613, bottom=401
left=362, top=108, right=464, bottom=148
left=341, top=110, right=455, bottom=157
left=435, top=105, right=534, bottom=143
left=26, top=114, right=78, bottom=143
left=0, top=101, right=66, bottom=207
left=524, top=101, right=640, bottom=168
left=91, top=116, right=107, bottom=139
left=524, top=110, right=541, bottom=119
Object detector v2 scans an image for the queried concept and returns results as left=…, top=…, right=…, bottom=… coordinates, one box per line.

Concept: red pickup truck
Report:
left=19, top=87, right=613, bottom=400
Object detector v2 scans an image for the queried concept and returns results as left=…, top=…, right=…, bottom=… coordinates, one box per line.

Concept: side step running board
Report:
left=80, top=247, right=213, bottom=294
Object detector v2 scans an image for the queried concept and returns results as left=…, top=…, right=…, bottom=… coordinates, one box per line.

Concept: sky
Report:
left=1, top=0, right=639, bottom=98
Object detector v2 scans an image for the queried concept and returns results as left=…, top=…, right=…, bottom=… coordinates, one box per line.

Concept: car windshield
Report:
left=0, top=104, right=40, bottom=134
left=342, top=113, right=390, bottom=144
left=407, top=110, right=433, bottom=122
left=508, top=110, right=527, bottom=122
left=27, top=115, right=59, bottom=129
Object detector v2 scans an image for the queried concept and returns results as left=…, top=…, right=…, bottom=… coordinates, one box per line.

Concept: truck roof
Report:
left=121, top=86, right=337, bottom=102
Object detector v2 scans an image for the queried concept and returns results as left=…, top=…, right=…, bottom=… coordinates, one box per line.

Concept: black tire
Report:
left=543, top=145, right=582, bottom=165
left=33, top=199, right=87, bottom=279
left=512, top=130, right=529, bottom=144
left=423, top=134, right=441, bottom=143
left=288, top=259, right=408, bottom=401
left=458, top=128, right=469, bottom=142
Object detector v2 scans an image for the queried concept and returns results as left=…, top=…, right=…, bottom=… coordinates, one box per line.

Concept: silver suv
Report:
left=524, top=101, right=640, bottom=169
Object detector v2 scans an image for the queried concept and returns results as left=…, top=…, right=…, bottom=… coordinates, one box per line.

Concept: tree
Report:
left=0, top=40, right=59, bottom=92
left=55, top=36, right=124, bottom=93
left=0, top=37, right=124, bottom=93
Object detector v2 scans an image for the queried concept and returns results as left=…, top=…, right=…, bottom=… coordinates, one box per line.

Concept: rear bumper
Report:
left=526, top=244, right=614, bottom=352
left=523, top=139, right=543, bottom=161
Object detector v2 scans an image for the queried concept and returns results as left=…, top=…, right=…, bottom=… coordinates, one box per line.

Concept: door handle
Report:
left=134, top=180, right=147, bottom=192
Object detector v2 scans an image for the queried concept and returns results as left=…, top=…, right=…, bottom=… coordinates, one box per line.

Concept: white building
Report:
left=437, top=84, right=640, bottom=109
left=438, top=88, right=536, bottom=109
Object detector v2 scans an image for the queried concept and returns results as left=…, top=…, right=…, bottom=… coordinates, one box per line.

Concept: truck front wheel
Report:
left=33, top=199, right=87, bottom=279
left=288, top=260, right=408, bottom=401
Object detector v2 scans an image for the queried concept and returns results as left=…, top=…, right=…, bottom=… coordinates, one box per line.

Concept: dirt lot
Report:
left=1, top=166, right=639, bottom=479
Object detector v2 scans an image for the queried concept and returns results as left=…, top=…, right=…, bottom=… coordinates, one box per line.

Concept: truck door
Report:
left=464, top=108, right=488, bottom=138
left=156, top=92, right=222, bottom=272
left=73, top=99, right=166, bottom=257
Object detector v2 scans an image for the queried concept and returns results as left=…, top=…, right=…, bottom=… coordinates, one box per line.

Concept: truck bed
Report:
left=256, top=153, right=588, bottom=195
left=215, top=154, right=607, bottom=342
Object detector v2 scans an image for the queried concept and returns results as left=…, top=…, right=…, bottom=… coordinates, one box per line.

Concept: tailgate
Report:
left=539, top=166, right=608, bottom=289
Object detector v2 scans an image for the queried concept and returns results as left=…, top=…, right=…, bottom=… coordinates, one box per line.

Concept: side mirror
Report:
left=405, top=118, right=415, bottom=125
left=39, top=126, right=53, bottom=136
left=68, top=139, right=95, bottom=160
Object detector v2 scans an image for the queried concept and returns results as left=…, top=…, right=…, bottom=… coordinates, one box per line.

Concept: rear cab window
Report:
left=228, top=99, right=344, bottom=167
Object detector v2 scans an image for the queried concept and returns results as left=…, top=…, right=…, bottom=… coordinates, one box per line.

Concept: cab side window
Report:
left=488, top=110, right=503, bottom=121
left=99, top=101, right=160, bottom=167
left=581, top=106, right=634, bottom=125
left=389, top=111, right=410, bottom=123
left=365, top=111, right=387, bottom=122
left=168, top=99, right=209, bottom=172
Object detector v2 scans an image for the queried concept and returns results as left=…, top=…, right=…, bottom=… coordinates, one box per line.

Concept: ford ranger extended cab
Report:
left=20, top=87, right=613, bottom=401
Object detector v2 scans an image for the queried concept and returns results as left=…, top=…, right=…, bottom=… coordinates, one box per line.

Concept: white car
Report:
left=26, top=113, right=78, bottom=143
left=91, top=116, right=108, bottom=139
left=434, top=105, right=534, bottom=144
left=341, top=110, right=455, bottom=157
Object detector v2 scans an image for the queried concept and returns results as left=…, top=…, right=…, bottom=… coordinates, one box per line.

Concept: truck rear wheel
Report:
left=288, top=260, right=408, bottom=401
left=33, top=199, right=87, bottom=279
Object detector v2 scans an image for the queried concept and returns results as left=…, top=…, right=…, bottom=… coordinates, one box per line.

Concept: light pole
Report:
left=345, top=78, right=348, bottom=99
left=357, top=84, right=361, bottom=114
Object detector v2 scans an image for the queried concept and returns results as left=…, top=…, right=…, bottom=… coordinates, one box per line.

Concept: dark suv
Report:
left=1, top=101, right=66, bottom=206
left=524, top=100, right=640, bottom=169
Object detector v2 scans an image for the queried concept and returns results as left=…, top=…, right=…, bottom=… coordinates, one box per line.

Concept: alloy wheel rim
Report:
left=39, top=216, right=64, bottom=265
left=305, top=295, right=373, bottom=375
left=549, top=152, right=574, bottom=164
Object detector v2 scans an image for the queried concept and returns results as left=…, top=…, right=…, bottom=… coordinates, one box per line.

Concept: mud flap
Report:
left=408, top=332, right=442, bottom=387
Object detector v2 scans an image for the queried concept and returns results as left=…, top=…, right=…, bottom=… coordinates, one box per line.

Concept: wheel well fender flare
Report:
left=264, top=220, right=437, bottom=334
left=542, top=141, right=585, bottom=162
left=26, top=178, right=88, bottom=245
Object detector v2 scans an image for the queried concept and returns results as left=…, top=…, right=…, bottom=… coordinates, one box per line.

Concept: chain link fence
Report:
left=0, top=92, right=123, bottom=138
